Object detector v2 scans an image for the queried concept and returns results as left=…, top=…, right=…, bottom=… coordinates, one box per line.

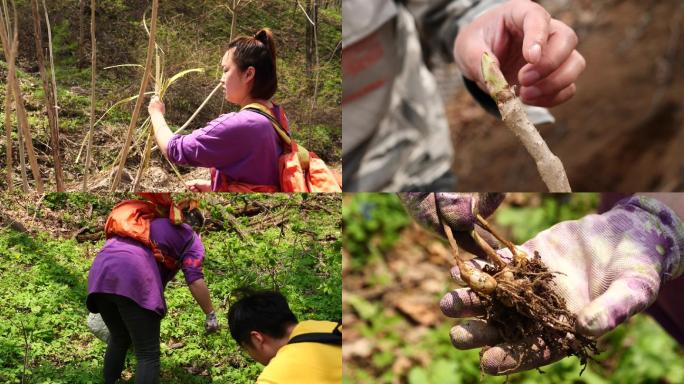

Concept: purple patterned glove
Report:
left=440, top=195, right=684, bottom=374
left=399, top=193, right=506, bottom=255
left=399, top=193, right=505, bottom=232
left=205, top=311, right=219, bottom=333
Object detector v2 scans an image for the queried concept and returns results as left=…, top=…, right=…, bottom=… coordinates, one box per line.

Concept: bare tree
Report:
left=31, top=0, right=65, bottom=191
left=298, top=0, right=320, bottom=108
left=111, top=0, right=159, bottom=191
left=0, top=0, right=44, bottom=193
left=226, top=0, right=255, bottom=41
left=83, top=0, right=96, bottom=191
left=4, top=74, right=13, bottom=191
left=77, top=0, right=85, bottom=67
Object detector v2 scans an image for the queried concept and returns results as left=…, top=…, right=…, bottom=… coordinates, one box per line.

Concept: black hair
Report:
left=228, top=290, right=298, bottom=347
left=182, top=207, right=205, bottom=231
left=227, top=28, right=278, bottom=100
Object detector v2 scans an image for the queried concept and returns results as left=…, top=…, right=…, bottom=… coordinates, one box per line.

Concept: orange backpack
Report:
left=104, top=194, right=196, bottom=270
left=212, top=103, right=342, bottom=193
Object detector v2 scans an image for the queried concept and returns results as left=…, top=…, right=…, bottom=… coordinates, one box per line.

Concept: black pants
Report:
left=92, top=293, right=161, bottom=384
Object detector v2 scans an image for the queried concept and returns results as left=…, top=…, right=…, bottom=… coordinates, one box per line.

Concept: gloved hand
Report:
left=399, top=193, right=506, bottom=256
left=440, top=195, right=684, bottom=374
left=205, top=311, right=219, bottom=333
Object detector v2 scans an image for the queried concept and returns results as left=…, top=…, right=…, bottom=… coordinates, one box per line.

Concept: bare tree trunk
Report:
left=4, top=80, right=13, bottom=191
left=83, top=0, right=96, bottom=191
left=0, top=0, right=44, bottom=193
left=2, top=1, right=27, bottom=192
left=78, top=0, right=85, bottom=67
left=311, top=0, right=320, bottom=111
left=227, top=0, right=255, bottom=41
left=229, top=0, right=237, bottom=41
left=31, top=0, right=64, bottom=191
left=3, top=1, right=12, bottom=190
left=111, top=0, right=159, bottom=191
left=43, top=0, right=62, bottom=188
left=299, top=0, right=320, bottom=147
left=305, top=0, right=313, bottom=75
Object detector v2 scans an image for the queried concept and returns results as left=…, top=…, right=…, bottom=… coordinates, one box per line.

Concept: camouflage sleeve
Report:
left=405, top=0, right=508, bottom=63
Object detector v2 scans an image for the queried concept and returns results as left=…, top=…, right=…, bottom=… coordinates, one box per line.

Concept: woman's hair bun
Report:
left=254, top=28, right=272, bottom=45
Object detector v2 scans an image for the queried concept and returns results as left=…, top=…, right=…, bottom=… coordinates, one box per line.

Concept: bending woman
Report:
left=86, top=209, right=218, bottom=383
left=149, top=28, right=286, bottom=192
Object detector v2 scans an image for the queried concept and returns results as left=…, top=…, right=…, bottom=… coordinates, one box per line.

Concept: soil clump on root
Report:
left=480, top=253, right=598, bottom=374
left=440, top=214, right=598, bottom=375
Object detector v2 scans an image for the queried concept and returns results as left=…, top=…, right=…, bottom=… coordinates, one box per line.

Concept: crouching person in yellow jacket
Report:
left=228, top=291, right=342, bottom=384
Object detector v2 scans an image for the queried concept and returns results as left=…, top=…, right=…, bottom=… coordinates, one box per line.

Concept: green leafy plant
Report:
left=0, top=193, right=341, bottom=383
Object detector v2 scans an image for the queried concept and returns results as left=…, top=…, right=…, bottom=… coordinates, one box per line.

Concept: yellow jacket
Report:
left=256, top=320, right=342, bottom=384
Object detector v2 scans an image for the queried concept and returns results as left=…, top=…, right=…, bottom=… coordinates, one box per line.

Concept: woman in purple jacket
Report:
left=148, top=28, right=287, bottom=192
left=86, top=217, right=218, bottom=384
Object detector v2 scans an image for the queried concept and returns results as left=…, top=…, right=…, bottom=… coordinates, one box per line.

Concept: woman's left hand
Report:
left=205, top=311, right=219, bottom=333
left=148, top=95, right=166, bottom=116
left=453, top=0, right=585, bottom=107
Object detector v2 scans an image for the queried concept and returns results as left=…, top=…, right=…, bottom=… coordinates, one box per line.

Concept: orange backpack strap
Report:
left=104, top=200, right=179, bottom=269
left=242, top=103, right=310, bottom=171
left=210, top=167, right=279, bottom=192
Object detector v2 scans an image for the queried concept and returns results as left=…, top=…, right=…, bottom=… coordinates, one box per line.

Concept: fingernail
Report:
left=523, top=86, right=542, bottom=99
left=521, top=70, right=540, bottom=85
left=529, top=43, right=542, bottom=63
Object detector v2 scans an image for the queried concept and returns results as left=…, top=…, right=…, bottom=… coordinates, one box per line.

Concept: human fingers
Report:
left=398, top=193, right=505, bottom=236
left=519, top=19, right=579, bottom=86
left=576, top=272, right=660, bottom=337
left=522, top=83, right=576, bottom=108
left=449, top=319, right=501, bottom=349
left=520, top=50, right=584, bottom=104
left=480, top=335, right=565, bottom=375
left=440, top=287, right=486, bottom=318
left=505, top=0, right=551, bottom=64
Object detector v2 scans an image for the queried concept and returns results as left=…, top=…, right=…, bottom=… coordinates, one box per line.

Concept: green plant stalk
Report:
left=83, top=0, right=96, bottom=191
left=31, top=0, right=64, bottom=191
left=0, top=0, right=43, bottom=193
left=110, top=0, right=159, bottom=192
left=481, top=52, right=571, bottom=192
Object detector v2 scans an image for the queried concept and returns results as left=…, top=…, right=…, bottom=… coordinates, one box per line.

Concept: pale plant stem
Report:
left=111, top=0, right=158, bottom=191
left=481, top=52, right=571, bottom=192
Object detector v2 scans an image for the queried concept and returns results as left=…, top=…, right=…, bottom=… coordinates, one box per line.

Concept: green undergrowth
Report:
left=0, top=193, right=341, bottom=383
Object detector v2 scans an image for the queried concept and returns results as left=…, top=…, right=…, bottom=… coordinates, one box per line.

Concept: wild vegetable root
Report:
left=440, top=213, right=597, bottom=374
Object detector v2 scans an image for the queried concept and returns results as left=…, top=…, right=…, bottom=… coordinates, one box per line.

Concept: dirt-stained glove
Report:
left=399, top=193, right=506, bottom=255
left=205, top=311, right=219, bottom=333
left=440, top=195, right=684, bottom=374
